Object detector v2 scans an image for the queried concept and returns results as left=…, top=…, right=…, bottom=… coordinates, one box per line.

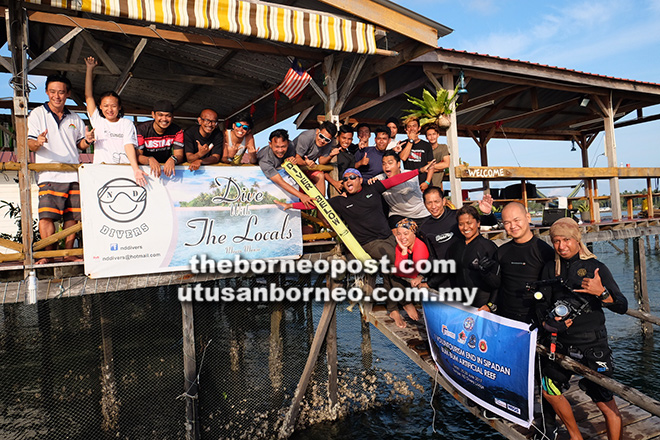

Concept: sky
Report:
left=2, top=0, right=659, bottom=196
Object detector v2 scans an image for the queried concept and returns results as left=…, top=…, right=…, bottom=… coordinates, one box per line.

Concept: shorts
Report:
left=38, top=181, right=81, bottom=222
left=542, top=340, right=614, bottom=403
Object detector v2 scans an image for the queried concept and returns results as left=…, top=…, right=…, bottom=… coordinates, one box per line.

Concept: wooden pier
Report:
left=364, top=304, right=660, bottom=440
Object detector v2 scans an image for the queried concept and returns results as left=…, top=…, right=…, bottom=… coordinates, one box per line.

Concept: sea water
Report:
left=0, top=239, right=657, bottom=439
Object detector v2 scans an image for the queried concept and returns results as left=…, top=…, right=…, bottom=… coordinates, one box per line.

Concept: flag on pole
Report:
left=276, top=59, right=312, bottom=99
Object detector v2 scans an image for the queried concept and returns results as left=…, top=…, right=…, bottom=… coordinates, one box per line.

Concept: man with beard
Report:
left=183, top=108, right=223, bottom=170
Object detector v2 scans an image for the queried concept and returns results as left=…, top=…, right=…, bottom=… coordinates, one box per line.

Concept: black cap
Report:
left=152, top=100, right=174, bottom=113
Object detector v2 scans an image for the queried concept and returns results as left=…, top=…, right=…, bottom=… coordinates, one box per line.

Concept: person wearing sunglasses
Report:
left=275, top=163, right=435, bottom=299
left=291, top=121, right=337, bottom=194
left=183, top=108, right=224, bottom=170
left=222, top=112, right=257, bottom=165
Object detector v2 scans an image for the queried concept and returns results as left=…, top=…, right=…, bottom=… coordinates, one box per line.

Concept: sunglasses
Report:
left=200, top=118, right=218, bottom=125
left=342, top=175, right=359, bottom=182
left=318, top=132, right=332, bottom=143
left=234, top=122, right=250, bottom=130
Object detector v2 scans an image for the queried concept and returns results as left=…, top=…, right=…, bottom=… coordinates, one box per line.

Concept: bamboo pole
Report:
left=326, top=276, right=339, bottom=411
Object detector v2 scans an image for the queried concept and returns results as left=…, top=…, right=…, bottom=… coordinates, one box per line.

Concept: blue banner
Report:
left=423, top=298, right=536, bottom=427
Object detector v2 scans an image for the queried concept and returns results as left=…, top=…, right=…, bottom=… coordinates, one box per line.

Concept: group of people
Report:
left=274, top=158, right=626, bottom=440
left=28, top=59, right=626, bottom=440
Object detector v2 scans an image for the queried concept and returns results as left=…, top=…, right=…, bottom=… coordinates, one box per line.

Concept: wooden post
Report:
left=325, top=276, right=338, bottom=410
left=181, top=301, right=200, bottom=440
left=279, top=301, right=336, bottom=439
left=599, top=94, right=622, bottom=221
left=443, top=72, right=462, bottom=208
left=8, top=3, right=34, bottom=269
left=647, top=178, right=655, bottom=219
left=99, top=295, right=120, bottom=432
left=269, top=303, right=284, bottom=390
left=521, top=179, right=528, bottom=209
left=360, top=315, right=373, bottom=369
left=633, top=237, right=653, bottom=339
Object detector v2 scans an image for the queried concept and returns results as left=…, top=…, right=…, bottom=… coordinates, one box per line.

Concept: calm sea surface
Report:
left=0, top=239, right=658, bottom=440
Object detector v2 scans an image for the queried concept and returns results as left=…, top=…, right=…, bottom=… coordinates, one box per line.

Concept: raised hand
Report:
left=84, top=56, right=97, bottom=69
left=420, top=159, right=436, bottom=174
left=478, top=193, right=494, bottom=215
left=574, top=268, right=605, bottom=297
left=196, top=140, right=210, bottom=157
left=85, top=126, right=95, bottom=144
left=37, top=130, right=48, bottom=147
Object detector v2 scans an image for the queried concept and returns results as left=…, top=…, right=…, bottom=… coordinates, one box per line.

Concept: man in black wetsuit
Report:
left=537, top=218, right=627, bottom=440
left=497, top=201, right=557, bottom=438
left=419, top=187, right=496, bottom=288
left=497, top=202, right=555, bottom=323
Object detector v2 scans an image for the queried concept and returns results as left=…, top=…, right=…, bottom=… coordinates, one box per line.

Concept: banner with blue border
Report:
left=423, top=298, right=536, bottom=427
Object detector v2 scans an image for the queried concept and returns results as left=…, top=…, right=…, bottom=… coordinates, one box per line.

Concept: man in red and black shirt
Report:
left=136, top=100, right=184, bottom=177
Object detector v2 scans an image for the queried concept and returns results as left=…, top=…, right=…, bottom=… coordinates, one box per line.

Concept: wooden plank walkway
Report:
left=365, top=304, right=660, bottom=440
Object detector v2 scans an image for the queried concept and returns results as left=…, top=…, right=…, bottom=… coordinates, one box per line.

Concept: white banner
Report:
left=79, top=165, right=302, bottom=278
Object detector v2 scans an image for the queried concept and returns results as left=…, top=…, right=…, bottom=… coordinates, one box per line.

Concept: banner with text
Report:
left=79, top=165, right=302, bottom=278
left=423, top=299, right=536, bottom=427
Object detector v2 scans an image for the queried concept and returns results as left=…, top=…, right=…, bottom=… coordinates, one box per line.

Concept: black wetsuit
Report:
left=496, top=236, right=555, bottom=324
left=537, top=254, right=628, bottom=402
left=447, top=235, right=500, bottom=308
left=421, top=208, right=496, bottom=288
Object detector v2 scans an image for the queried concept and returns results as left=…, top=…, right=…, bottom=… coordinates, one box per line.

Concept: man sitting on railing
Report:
left=537, top=218, right=628, bottom=440
left=28, top=74, right=94, bottom=264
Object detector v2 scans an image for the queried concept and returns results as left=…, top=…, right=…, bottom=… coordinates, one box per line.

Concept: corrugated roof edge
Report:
left=436, top=47, right=660, bottom=87
left=370, top=0, right=453, bottom=37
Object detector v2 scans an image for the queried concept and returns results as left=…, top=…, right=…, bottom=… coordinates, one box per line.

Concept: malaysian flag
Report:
left=276, top=59, right=312, bottom=99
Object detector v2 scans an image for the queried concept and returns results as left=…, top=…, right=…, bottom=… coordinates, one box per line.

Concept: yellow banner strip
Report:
left=283, top=161, right=371, bottom=262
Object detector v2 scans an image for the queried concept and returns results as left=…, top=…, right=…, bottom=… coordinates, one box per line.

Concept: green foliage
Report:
left=0, top=200, right=40, bottom=243
left=402, top=86, right=460, bottom=126
left=574, top=199, right=590, bottom=212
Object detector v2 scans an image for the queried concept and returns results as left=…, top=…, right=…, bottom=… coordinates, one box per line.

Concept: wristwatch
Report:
left=486, top=302, right=497, bottom=312
left=598, top=288, right=610, bottom=301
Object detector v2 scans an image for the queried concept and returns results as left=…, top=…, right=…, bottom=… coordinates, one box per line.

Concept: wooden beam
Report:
left=279, top=301, right=337, bottom=439
left=28, top=26, right=83, bottom=71
left=474, top=97, right=581, bottom=129
left=457, top=165, right=660, bottom=180
left=23, top=9, right=325, bottom=61
left=340, top=74, right=428, bottom=119
left=317, top=0, right=441, bottom=47
left=33, top=222, right=82, bottom=251
left=423, top=49, right=660, bottom=96
left=423, top=68, right=442, bottom=92
left=633, top=237, right=653, bottom=339
left=0, top=237, right=23, bottom=252
left=80, top=31, right=121, bottom=75
left=378, top=75, right=386, bottom=97
left=8, top=2, right=34, bottom=269
left=334, top=55, right=367, bottom=115
left=114, top=38, right=148, bottom=94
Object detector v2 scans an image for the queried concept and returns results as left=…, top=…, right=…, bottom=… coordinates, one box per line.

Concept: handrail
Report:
left=1, top=161, right=334, bottom=172
left=537, top=345, right=660, bottom=417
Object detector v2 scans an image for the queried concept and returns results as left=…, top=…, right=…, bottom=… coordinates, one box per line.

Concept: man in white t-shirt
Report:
left=28, top=74, right=93, bottom=264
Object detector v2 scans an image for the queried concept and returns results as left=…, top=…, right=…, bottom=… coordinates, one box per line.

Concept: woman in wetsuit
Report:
left=447, top=205, right=500, bottom=311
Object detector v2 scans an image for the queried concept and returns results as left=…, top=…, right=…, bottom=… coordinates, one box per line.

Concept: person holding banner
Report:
left=447, top=205, right=499, bottom=311
left=183, top=108, right=224, bottom=170
left=257, top=129, right=313, bottom=207
left=537, top=218, right=627, bottom=440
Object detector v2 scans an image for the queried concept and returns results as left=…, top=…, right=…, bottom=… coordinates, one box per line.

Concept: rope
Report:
left=430, top=368, right=439, bottom=434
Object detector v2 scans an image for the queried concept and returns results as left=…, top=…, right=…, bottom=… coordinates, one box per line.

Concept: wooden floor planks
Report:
left=367, top=304, right=659, bottom=440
